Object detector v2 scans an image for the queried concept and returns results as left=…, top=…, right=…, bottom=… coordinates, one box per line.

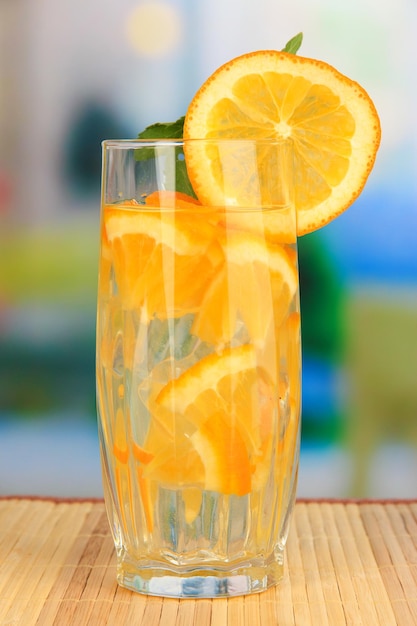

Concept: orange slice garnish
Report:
left=183, top=50, right=381, bottom=236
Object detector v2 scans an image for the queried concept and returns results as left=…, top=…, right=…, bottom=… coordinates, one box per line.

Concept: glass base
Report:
left=116, top=553, right=284, bottom=598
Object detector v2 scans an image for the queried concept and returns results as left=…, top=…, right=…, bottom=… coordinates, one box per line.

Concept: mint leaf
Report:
left=134, top=116, right=185, bottom=162
left=135, top=116, right=196, bottom=197
left=282, top=32, right=303, bottom=54
left=175, top=154, right=197, bottom=197
left=137, top=116, right=185, bottom=140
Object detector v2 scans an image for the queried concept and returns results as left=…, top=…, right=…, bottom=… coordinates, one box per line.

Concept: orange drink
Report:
left=97, top=139, right=301, bottom=596
left=96, top=43, right=380, bottom=598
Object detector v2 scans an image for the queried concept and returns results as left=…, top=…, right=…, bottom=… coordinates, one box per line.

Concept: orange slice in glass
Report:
left=192, top=229, right=298, bottom=345
left=103, top=193, right=222, bottom=316
left=147, top=344, right=276, bottom=496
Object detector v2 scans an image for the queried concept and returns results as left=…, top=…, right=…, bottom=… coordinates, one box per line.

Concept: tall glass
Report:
left=96, top=139, right=301, bottom=598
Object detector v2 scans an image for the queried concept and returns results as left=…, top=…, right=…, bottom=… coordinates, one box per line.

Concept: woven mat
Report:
left=1, top=498, right=417, bottom=625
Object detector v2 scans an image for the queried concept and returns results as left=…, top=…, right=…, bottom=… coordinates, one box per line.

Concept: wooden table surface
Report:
left=1, top=497, right=417, bottom=625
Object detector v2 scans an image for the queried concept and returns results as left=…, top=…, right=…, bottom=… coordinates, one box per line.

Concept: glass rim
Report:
left=102, top=137, right=294, bottom=149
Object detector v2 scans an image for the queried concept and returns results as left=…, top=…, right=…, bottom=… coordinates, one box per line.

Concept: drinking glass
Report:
left=96, top=138, right=301, bottom=598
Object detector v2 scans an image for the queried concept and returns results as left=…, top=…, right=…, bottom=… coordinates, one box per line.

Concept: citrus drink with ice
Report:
left=97, top=181, right=300, bottom=594
left=96, top=39, right=380, bottom=597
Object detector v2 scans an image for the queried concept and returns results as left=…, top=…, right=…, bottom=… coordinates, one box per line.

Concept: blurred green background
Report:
left=1, top=0, right=416, bottom=497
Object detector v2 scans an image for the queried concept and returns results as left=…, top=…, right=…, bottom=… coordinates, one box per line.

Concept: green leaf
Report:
left=137, top=116, right=185, bottom=140
left=134, top=116, right=185, bottom=162
left=175, top=152, right=197, bottom=197
left=134, top=116, right=196, bottom=197
left=282, top=32, right=303, bottom=54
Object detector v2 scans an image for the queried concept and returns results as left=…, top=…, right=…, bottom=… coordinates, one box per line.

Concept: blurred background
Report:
left=1, top=0, right=416, bottom=498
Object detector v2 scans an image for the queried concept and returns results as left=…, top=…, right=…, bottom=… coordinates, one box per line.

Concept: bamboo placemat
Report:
left=1, top=498, right=417, bottom=625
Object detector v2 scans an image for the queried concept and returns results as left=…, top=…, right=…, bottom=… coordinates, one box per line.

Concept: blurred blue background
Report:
left=1, top=0, right=416, bottom=498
